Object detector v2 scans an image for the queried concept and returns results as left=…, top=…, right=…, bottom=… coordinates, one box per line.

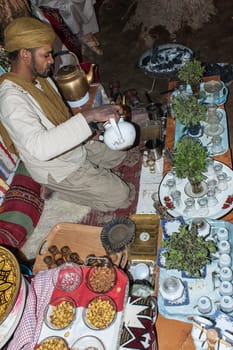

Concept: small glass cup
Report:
left=217, top=173, right=228, bottom=191
left=214, top=163, right=223, bottom=176
left=197, top=197, right=209, bottom=216
left=171, top=190, right=182, bottom=207
left=211, top=135, right=223, bottom=155
left=184, top=198, right=196, bottom=217
left=164, top=178, right=176, bottom=194
left=207, top=189, right=218, bottom=207
left=206, top=157, right=215, bottom=176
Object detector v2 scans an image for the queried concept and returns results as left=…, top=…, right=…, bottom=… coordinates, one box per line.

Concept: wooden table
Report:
left=155, top=75, right=233, bottom=350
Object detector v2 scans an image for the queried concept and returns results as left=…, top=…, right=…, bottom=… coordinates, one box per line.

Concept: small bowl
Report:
left=86, top=265, right=117, bottom=293
left=71, top=335, right=105, bottom=350
left=84, top=295, right=116, bottom=330
left=52, top=262, right=83, bottom=292
left=44, top=296, right=76, bottom=330
left=36, top=336, right=69, bottom=349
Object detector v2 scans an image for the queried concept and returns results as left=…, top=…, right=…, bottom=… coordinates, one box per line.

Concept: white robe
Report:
left=31, top=0, right=99, bottom=35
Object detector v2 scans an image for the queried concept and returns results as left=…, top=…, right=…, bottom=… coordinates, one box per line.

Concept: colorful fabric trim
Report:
left=0, top=162, right=44, bottom=248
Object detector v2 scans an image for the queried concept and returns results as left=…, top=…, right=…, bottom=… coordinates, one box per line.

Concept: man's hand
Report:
left=82, top=104, right=122, bottom=124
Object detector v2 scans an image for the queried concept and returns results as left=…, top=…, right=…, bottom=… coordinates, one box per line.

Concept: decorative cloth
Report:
left=0, top=73, right=70, bottom=154
left=120, top=295, right=158, bottom=350
left=0, top=162, right=44, bottom=248
left=4, top=16, right=56, bottom=52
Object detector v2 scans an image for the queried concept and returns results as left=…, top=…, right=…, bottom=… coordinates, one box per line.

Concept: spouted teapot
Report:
left=103, top=117, right=136, bottom=151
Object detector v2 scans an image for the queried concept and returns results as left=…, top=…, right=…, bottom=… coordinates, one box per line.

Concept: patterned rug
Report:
left=80, top=146, right=142, bottom=226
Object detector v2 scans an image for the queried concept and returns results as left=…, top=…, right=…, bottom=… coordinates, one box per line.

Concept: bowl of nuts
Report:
left=71, top=335, right=105, bottom=350
left=44, top=296, right=76, bottom=330
left=36, top=336, right=69, bottom=350
left=84, top=295, right=116, bottom=330
left=86, top=265, right=116, bottom=294
left=52, top=262, right=83, bottom=292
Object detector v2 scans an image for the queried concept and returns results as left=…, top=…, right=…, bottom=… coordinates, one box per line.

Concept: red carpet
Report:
left=80, top=146, right=142, bottom=226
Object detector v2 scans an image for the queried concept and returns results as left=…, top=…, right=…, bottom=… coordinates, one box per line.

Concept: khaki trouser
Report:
left=47, top=141, right=131, bottom=211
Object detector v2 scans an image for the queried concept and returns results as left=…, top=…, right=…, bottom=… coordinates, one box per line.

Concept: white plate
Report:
left=159, top=160, right=233, bottom=219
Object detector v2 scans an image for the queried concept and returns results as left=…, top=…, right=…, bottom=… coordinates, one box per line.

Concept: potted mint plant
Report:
left=178, top=59, right=205, bottom=96
left=172, top=137, right=209, bottom=193
left=161, top=223, right=217, bottom=277
left=172, top=94, right=206, bottom=136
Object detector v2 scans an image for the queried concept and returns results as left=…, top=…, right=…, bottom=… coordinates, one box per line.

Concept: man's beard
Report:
left=31, top=53, right=53, bottom=78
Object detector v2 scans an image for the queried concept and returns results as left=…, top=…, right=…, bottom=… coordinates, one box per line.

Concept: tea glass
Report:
left=217, top=173, right=228, bottom=191
left=183, top=198, right=196, bottom=217
left=164, top=178, right=176, bottom=195
left=214, top=163, right=223, bottom=176
left=206, top=157, right=215, bottom=176
left=211, top=135, right=224, bottom=155
left=197, top=197, right=209, bottom=216
left=207, top=189, right=218, bottom=207
left=171, top=190, right=182, bottom=208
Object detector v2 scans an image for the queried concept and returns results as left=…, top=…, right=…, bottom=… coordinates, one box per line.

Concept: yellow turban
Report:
left=4, top=17, right=56, bottom=52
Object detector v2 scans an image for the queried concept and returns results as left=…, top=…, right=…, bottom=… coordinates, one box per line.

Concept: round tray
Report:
left=138, top=44, right=193, bottom=78
left=101, top=217, right=135, bottom=253
left=159, top=160, right=233, bottom=219
left=0, top=246, right=21, bottom=325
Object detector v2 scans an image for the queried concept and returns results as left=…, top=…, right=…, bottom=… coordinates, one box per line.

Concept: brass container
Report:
left=54, top=52, right=95, bottom=101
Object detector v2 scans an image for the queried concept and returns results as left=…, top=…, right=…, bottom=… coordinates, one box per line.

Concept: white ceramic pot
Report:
left=103, top=117, right=136, bottom=151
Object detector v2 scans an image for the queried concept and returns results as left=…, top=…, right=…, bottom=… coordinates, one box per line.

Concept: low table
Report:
left=156, top=75, right=233, bottom=350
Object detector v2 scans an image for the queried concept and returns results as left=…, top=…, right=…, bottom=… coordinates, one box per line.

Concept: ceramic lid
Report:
left=0, top=246, right=21, bottom=325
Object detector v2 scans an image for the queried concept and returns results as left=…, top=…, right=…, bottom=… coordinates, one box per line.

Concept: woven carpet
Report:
left=80, top=146, right=142, bottom=226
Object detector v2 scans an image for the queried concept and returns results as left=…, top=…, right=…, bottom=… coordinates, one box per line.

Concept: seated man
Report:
left=0, top=17, right=131, bottom=212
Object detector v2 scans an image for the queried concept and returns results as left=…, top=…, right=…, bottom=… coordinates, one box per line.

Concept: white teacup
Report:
left=217, top=227, right=229, bottom=241
left=219, top=254, right=232, bottom=268
left=131, top=263, right=150, bottom=280
left=197, top=296, right=212, bottom=314
left=220, top=267, right=233, bottom=282
left=218, top=240, right=231, bottom=254
left=219, top=281, right=233, bottom=296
